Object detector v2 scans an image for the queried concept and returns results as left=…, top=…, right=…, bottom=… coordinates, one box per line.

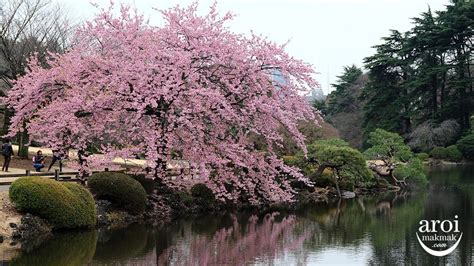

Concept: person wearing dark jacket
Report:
left=1, top=139, right=14, bottom=172
left=48, top=149, right=65, bottom=172
left=32, top=150, right=46, bottom=172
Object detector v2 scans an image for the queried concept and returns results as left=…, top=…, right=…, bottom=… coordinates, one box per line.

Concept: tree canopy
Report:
left=319, top=2, right=473, bottom=150
left=292, top=138, right=373, bottom=196
left=5, top=3, right=319, bottom=205
left=315, top=65, right=366, bottom=148
left=365, top=129, right=426, bottom=186
left=361, top=2, right=473, bottom=137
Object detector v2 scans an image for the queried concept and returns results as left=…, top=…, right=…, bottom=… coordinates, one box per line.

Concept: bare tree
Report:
left=0, top=0, right=72, bottom=157
left=408, top=119, right=461, bottom=152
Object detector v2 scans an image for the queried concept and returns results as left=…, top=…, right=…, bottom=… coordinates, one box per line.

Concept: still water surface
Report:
left=6, top=165, right=474, bottom=265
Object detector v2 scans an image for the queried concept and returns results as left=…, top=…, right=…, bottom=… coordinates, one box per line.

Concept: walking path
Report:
left=0, top=166, right=77, bottom=176
left=0, top=145, right=190, bottom=186
left=11, top=145, right=147, bottom=167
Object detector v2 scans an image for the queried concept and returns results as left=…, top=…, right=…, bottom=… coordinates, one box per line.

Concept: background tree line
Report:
left=0, top=0, right=71, bottom=157
left=317, top=1, right=473, bottom=153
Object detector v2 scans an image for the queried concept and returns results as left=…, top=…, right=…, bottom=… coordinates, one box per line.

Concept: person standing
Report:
left=1, top=139, right=14, bottom=172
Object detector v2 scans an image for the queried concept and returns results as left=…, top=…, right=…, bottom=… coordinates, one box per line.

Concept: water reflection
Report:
left=8, top=231, right=97, bottom=265
left=156, top=213, right=316, bottom=265
left=6, top=165, right=473, bottom=265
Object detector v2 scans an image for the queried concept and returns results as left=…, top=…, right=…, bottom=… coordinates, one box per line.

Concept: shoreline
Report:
left=0, top=159, right=457, bottom=251
left=0, top=191, right=22, bottom=261
left=0, top=179, right=399, bottom=255
left=426, top=159, right=474, bottom=166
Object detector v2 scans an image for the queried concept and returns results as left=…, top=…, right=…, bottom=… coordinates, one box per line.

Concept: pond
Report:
left=3, top=165, right=473, bottom=265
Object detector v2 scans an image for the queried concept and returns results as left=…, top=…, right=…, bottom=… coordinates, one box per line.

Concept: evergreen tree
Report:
left=361, top=2, right=473, bottom=144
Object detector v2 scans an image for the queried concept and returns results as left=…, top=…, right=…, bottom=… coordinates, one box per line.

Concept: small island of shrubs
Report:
left=9, top=177, right=96, bottom=229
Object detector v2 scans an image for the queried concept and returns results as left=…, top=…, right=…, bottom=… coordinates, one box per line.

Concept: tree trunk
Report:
left=1, top=107, right=12, bottom=137
left=17, top=127, right=29, bottom=159
left=333, top=170, right=342, bottom=198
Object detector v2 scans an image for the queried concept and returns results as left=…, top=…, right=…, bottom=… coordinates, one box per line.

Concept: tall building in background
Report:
left=304, top=87, right=326, bottom=102
left=272, top=69, right=325, bottom=103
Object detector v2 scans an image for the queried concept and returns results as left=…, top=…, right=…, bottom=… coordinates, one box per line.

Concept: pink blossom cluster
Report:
left=5, top=3, right=319, bottom=204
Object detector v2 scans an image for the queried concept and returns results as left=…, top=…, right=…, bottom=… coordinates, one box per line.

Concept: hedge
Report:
left=445, top=145, right=463, bottom=162
left=393, top=158, right=428, bottom=186
left=430, top=147, right=447, bottom=159
left=88, top=172, right=147, bottom=215
left=457, top=134, right=474, bottom=160
left=130, top=174, right=155, bottom=194
left=430, top=145, right=463, bottom=162
left=9, top=177, right=96, bottom=229
left=415, top=153, right=429, bottom=161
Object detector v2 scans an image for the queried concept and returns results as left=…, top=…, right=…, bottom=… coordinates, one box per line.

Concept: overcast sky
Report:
left=59, top=0, right=450, bottom=94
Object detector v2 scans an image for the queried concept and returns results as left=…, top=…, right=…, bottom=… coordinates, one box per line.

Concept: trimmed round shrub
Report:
left=430, top=146, right=463, bottom=162
left=415, top=153, right=429, bottom=161
left=88, top=172, right=147, bottom=215
left=190, top=183, right=215, bottom=203
left=445, top=145, right=463, bottom=162
left=130, top=174, right=155, bottom=194
left=457, top=134, right=474, bottom=160
left=9, top=177, right=96, bottom=229
left=430, top=146, right=448, bottom=160
left=178, top=191, right=194, bottom=207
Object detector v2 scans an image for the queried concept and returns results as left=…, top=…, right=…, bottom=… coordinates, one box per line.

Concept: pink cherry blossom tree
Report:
left=4, top=3, right=319, bottom=204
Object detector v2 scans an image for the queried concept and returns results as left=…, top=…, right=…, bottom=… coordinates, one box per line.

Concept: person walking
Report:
left=48, top=149, right=64, bottom=172
left=1, top=139, right=14, bottom=172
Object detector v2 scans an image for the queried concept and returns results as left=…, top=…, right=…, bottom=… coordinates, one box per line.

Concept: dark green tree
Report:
left=316, top=65, right=366, bottom=148
left=364, top=129, right=427, bottom=187
left=361, top=2, right=473, bottom=149
left=293, top=138, right=373, bottom=197
left=325, top=65, right=363, bottom=115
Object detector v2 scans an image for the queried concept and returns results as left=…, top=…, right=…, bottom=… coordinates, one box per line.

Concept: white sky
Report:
left=58, top=0, right=450, bottom=94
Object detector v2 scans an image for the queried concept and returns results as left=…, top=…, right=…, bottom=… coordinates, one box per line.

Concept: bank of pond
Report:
left=0, top=130, right=473, bottom=263
left=1, top=164, right=472, bottom=265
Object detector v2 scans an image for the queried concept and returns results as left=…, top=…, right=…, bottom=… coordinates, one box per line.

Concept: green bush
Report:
left=190, top=183, right=215, bottom=203
left=393, top=158, right=427, bottom=186
left=430, top=146, right=463, bottom=162
left=457, top=134, right=474, bottom=160
left=415, top=153, right=429, bottom=161
left=445, top=145, right=463, bottom=162
left=178, top=191, right=194, bottom=206
left=294, top=139, right=372, bottom=181
left=130, top=174, right=155, bottom=194
left=365, top=129, right=413, bottom=162
left=88, top=172, right=147, bottom=215
left=312, top=173, right=335, bottom=188
left=9, top=177, right=96, bottom=229
left=430, top=146, right=448, bottom=160
left=282, top=155, right=298, bottom=166
left=339, top=179, right=355, bottom=191
left=312, top=138, right=350, bottom=147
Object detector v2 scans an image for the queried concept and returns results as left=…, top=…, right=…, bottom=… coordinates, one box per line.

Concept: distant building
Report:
left=271, top=70, right=326, bottom=103
left=304, top=87, right=326, bottom=103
